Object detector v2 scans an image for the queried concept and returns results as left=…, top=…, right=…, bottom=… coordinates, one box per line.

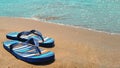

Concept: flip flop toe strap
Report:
left=25, top=38, right=41, bottom=54
left=17, top=31, right=31, bottom=38
left=17, top=30, right=44, bottom=43
left=30, top=30, right=44, bottom=42
left=9, top=38, right=41, bottom=54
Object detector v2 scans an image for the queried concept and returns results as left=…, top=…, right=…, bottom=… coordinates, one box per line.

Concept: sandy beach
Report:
left=0, top=17, right=120, bottom=68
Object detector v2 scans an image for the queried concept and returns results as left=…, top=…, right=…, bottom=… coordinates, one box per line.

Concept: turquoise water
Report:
left=0, top=0, right=120, bottom=33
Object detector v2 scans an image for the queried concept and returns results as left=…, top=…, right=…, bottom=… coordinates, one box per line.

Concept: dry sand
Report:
left=0, top=17, right=120, bottom=68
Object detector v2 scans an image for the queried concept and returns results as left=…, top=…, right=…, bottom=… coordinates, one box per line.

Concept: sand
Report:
left=0, top=17, right=120, bottom=68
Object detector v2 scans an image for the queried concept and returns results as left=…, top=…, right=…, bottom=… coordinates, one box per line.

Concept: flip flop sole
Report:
left=3, top=40, right=55, bottom=63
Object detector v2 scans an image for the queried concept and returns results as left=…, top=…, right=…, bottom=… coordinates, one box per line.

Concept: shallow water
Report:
left=0, top=0, right=120, bottom=33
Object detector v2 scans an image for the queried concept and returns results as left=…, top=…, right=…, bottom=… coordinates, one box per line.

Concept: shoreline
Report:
left=0, top=17, right=120, bottom=68
left=1, top=16, right=120, bottom=35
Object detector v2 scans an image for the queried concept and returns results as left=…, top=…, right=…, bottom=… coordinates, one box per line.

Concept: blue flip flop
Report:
left=6, top=30, right=54, bottom=47
left=3, top=38, right=55, bottom=63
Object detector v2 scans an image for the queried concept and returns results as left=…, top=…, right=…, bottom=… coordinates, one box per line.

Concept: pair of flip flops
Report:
left=3, top=30, right=55, bottom=63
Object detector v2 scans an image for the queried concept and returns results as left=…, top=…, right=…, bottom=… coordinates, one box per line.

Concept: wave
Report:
left=1, top=16, right=120, bottom=35
left=30, top=16, right=120, bottom=35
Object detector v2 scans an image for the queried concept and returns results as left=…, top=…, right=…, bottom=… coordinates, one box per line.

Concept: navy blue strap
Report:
left=17, top=30, right=44, bottom=42
left=30, top=30, right=44, bottom=42
left=10, top=43, right=19, bottom=50
left=17, top=31, right=31, bottom=38
left=10, top=38, right=41, bottom=54
left=25, top=38, right=41, bottom=54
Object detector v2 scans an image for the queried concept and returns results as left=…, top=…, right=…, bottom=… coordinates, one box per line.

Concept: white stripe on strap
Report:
left=20, top=34, right=34, bottom=39
left=23, top=54, right=36, bottom=57
left=13, top=45, right=29, bottom=50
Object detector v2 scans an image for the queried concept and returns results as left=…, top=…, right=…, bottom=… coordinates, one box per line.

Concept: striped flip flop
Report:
left=6, top=30, right=54, bottom=47
left=3, top=38, right=55, bottom=63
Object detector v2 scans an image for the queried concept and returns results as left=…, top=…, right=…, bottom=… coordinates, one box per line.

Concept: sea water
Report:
left=0, top=0, right=120, bottom=34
